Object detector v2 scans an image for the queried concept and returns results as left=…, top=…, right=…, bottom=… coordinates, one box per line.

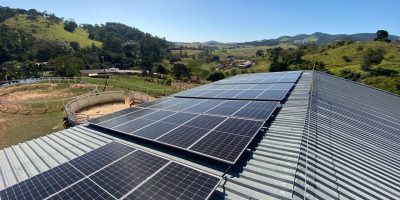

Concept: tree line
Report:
left=0, top=7, right=174, bottom=81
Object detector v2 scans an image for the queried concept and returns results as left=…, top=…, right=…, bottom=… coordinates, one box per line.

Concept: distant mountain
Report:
left=240, top=32, right=400, bottom=46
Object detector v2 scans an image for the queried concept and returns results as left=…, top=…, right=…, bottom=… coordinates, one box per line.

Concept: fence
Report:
left=0, top=81, right=97, bottom=114
left=65, top=90, right=125, bottom=124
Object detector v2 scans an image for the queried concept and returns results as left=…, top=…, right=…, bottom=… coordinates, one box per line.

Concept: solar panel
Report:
left=89, top=99, right=276, bottom=164
left=0, top=163, right=85, bottom=200
left=213, top=71, right=302, bottom=85
left=126, top=162, right=221, bottom=200
left=47, top=179, right=114, bottom=200
left=0, top=142, right=221, bottom=200
left=89, top=151, right=169, bottom=198
left=173, top=82, right=294, bottom=101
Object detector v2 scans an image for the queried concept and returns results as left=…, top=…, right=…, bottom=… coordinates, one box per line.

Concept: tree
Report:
left=69, top=41, right=80, bottom=51
left=374, top=30, right=391, bottom=43
left=34, top=40, right=72, bottom=62
left=152, top=63, right=167, bottom=77
left=0, top=25, right=34, bottom=63
left=50, top=55, right=84, bottom=77
left=207, top=71, right=225, bottom=82
left=360, top=48, right=384, bottom=71
left=64, top=20, right=78, bottom=32
left=172, top=63, right=190, bottom=80
left=210, top=55, right=220, bottom=62
left=256, top=49, right=264, bottom=57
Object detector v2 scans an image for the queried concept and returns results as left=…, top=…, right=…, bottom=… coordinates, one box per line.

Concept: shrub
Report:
left=64, top=20, right=77, bottom=32
left=206, top=71, right=225, bottom=82
left=360, top=48, right=384, bottom=71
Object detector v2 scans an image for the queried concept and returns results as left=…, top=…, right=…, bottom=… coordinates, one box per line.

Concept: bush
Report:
left=342, top=56, right=351, bottom=62
left=206, top=71, right=225, bottom=82
left=64, top=20, right=78, bottom=32
left=360, top=48, right=384, bottom=71
left=172, top=63, right=190, bottom=80
left=339, top=69, right=361, bottom=81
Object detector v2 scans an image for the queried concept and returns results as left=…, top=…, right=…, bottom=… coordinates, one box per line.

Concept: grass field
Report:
left=214, top=43, right=296, bottom=59
left=4, top=15, right=102, bottom=47
left=302, top=41, right=400, bottom=94
left=83, top=76, right=182, bottom=96
left=0, top=83, right=96, bottom=149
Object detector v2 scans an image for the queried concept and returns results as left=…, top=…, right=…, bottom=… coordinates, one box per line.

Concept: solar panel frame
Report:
left=211, top=71, right=302, bottom=85
left=91, top=112, right=268, bottom=164
left=0, top=141, right=222, bottom=200
left=173, top=82, right=294, bottom=101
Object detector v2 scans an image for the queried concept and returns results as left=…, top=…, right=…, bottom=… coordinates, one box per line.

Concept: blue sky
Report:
left=2, top=0, right=399, bottom=42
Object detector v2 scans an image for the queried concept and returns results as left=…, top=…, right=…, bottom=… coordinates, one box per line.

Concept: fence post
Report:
left=28, top=101, right=32, bottom=111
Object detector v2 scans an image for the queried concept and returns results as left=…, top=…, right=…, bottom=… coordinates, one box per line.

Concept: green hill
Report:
left=302, top=41, right=400, bottom=94
left=3, top=14, right=101, bottom=47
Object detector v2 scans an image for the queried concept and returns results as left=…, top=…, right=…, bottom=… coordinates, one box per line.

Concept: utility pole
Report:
left=102, top=56, right=107, bottom=91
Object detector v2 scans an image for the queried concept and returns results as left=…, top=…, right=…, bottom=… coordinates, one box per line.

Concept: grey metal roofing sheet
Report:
left=1, top=71, right=399, bottom=200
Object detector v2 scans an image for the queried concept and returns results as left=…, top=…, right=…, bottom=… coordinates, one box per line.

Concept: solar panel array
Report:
left=173, top=71, right=301, bottom=101
left=0, top=142, right=221, bottom=200
left=88, top=72, right=301, bottom=164
left=90, top=98, right=278, bottom=164
left=173, top=82, right=294, bottom=101
left=214, top=71, right=302, bottom=84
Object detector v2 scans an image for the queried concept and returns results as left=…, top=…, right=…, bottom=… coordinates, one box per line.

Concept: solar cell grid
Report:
left=0, top=142, right=221, bottom=200
left=190, top=131, right=252, bottom=163
left=161, top=112, right=197, bottom=124
left=174, top=82, right=294, bottom=101
left=212, top=71, right=301, bottom=85
left=126, top=162, right=220, bottom=200
left=156, top=126, right=211, bottom=148
left=47, top=179, right=114, bottom=200
left=69, top=142, right=136, bottom=175
left=0, top=163, right=84, bottom=200
left=214, top=118, right=264, bottom=137
left=134, top=121, right=181, bottom=139
left=113, top=118, right=156, bottom=133
left=89, top=151, right=169, bottom=199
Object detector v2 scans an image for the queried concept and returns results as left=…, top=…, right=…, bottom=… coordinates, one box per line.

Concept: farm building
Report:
left=0, top=71, right=399, bottom=200
left=80, top=68, right=142, bottom=77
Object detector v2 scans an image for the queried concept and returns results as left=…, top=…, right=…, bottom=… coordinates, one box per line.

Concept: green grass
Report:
left=0, top=111, right=66, bottom=149
left=83, top=76, right=182, bottom=96
left=4, top=15, right=102, bottom=47
left=302, top=41, right=400, bottom=94
left=214, top=44, right=296, bottom=59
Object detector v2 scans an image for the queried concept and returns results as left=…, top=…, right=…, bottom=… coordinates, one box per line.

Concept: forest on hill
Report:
left=0, top=6, right=170, bottom=79
left=0, top=6, right=399, bottom=94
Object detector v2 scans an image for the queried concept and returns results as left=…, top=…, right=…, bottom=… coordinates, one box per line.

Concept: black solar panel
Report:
left=89, top=97, right=278, bottom=164
left=126, top=162, right=221, bottom=200
left=213, top=71, right=302, bottom=84
left=0, top=142, right=221, bottom=200
left=190, top=131, right=253, bottom=163
left=173, top=83, right=294, bottom=101
left=69, top=141, right=135, bottom=175
left=157, top=126, right=211, bottom=148
left=0, top=163, right=85, bottom=200
left=89, top=151, right=169, bottom=198
left=47, top=179, right=114, bottom=200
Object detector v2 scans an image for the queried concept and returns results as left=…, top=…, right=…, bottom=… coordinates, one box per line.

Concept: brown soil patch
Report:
left=5, top=89, right=74, bottom=101
left=77, top=103, right=130, bottom=120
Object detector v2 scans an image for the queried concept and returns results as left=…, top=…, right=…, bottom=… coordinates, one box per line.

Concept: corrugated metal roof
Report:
left=1, top=71, right=399, bottom=200
left=293, top=72, right=400, bottom=200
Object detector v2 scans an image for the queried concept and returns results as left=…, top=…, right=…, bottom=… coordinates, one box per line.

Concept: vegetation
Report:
left=207, top=71, right=225, bottom=82
left=0, top=6, right=398, bottom=94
